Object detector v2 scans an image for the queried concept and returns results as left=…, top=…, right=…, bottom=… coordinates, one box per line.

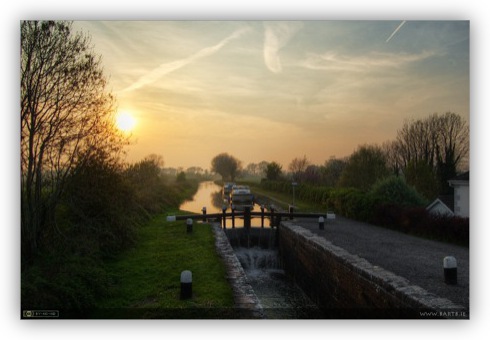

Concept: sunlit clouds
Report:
left=74, top=21, right=469, bottom=169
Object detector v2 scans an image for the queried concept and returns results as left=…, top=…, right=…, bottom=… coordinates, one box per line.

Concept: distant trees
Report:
left=21, top=21, right=126, bottom=258
left=321, top=157, right=348, bottom=187
left=265, top=162, right=283, bottom=180
left=211, top=153, right=242, bottom=181
left=339, top=144, right=390, bottom=191
left=288, top=155, right=310, bottom=181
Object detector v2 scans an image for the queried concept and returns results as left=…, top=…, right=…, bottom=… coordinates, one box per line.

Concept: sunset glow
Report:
left=74, top=20, right=470, bottom=170
left=115, top=111, right=136, bottom=133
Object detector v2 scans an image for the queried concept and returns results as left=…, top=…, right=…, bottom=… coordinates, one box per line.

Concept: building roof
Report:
left=450, top=171, right=469, bottom=182
left=438, top=194, right=454, bottom=212
left=426, top=196, right=454, bottom=216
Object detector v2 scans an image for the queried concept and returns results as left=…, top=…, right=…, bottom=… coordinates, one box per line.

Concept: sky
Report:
left=73, top=20, right=470, bottom=170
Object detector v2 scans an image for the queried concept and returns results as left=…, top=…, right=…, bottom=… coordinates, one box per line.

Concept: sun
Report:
left=116, top=111, right=136, bottom=132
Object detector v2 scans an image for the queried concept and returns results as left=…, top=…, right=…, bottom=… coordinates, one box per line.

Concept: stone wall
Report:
left=212, top=224, right=265, bottom=319
left=278, top=221, right=466, bottom=318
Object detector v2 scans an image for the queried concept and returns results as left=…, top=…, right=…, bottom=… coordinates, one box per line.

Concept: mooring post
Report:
left=260, top=205, right=265, bottom=228
left=443, top=256, right=457, bottom=285
left=222, top=205, right=227, bottom=229
left=319, top=216, right=325, bottom=230
left=180, top=270, right=192, bottom=300
left=201, top=206, right=207, bottom=222
left=186, top=218, right=193, bottom=233
left=288, top=204, right=294, bottom=220
left=231, top=208, right=235, bottom=228
left=244, top=206, right=251, bottom=229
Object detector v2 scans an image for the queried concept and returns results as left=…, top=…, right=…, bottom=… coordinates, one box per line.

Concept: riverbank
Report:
left=93, top=215, right=235, bottom=318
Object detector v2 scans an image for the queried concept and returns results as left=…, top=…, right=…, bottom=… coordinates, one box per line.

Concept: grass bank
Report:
left=93, top=215, right=235, bottom=318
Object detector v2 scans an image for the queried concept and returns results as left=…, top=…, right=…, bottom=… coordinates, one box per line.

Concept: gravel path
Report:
left=292, top=216, right=469, bottom=309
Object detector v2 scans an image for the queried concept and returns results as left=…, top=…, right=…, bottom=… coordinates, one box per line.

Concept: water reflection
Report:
left=180, top=181, right=225, bottom=213
left=179, top=181, right=270, bottom=228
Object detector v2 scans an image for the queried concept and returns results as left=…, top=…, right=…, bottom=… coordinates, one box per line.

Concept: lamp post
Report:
left=292, top=182, right=298, bottom=208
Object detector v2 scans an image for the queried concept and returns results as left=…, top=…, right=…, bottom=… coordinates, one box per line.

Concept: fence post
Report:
left=244, top=207, right=251, bottom=229
left=260, top=205, right=265, bottom=228
left=222, top=205, right=227, bottom=229
left=270, top=205, right=275, bottom=227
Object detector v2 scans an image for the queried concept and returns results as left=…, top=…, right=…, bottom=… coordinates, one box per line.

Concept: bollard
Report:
left=186, top=218, right=193, bottom=233
left=180, top=270, right=192, bottom=299
left=319, top=216, right=325, bottom=230
left=443, top=256, right=457, bottom=285
left=201, top=207, right=207, bottom=222
left=288, top=205, right=294, bottom=220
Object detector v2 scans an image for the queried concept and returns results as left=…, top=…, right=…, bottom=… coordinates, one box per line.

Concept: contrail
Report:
left=386, top=20, right=406, bottom=43
left=120, top=27, right=250, bottom=93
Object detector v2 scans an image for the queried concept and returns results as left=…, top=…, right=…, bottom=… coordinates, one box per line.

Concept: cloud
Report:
left=386, top=20, right=406, bottom=43
left=119, top=27, right=250, bottom=93
left=263, top=22, right=303, bottom=73
left=300, top=50, right=437, bottom=72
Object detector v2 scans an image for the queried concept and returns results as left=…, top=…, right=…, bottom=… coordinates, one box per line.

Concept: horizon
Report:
left=74, top=20, right=469, bottom=170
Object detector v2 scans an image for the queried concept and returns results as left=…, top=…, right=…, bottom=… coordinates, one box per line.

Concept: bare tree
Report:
left=21, top=21, right=126, bottom=257
left=288, top=155, right=310, bottom=181
left=392, top=112, right=469, bottom=194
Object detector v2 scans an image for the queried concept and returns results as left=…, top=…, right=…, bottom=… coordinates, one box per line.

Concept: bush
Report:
left=369, top=176, right=427, bottom=207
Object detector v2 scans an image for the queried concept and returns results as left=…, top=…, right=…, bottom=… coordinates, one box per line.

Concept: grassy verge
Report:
left=244, top=183, right=326, bottom=213
left=93, top=214, right=235, bottom=318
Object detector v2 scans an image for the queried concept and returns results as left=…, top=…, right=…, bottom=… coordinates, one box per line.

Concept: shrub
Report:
left=369, top=176, right=427, bottom=207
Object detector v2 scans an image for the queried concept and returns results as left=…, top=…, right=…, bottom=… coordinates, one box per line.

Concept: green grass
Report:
left=245, top=183, right=326, bottom=213
left=94, top=214, right=235, bottom=318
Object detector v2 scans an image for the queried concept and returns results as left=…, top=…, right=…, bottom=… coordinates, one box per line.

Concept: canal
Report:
left=179, top=181, right=324, bottom=318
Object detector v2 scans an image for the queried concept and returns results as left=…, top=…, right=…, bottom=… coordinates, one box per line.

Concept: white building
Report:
left=426, top=171, right=469, bottom=218
left=448, top=171, right=469, bottom=218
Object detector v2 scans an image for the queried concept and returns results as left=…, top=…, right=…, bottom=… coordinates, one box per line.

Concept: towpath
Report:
left=291, top=215, right=469, bottom=310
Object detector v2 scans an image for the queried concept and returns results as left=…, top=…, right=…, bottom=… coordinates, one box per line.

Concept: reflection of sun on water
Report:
left=116, top=111, right=136, bottom=132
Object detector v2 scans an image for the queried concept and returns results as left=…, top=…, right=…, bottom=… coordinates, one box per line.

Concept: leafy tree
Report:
left=211, top=153, right=242, bottom=181
left=370, top=176, right=427, bottom=207
left=404, top=160, right=439, bottom=201
left=176, top=171, right=187, bottom=183
left=125, top=155, right=166, bottom=214
left=321, top=157, right=348, bottom=187
left=339, top=144, right=390, bottom=191
left=265, top=162, right=283, bottom=180
left=21, top=21, right=126, bottom=258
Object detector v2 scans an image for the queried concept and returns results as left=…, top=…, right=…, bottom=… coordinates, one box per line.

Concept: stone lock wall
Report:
left=278, top=222, right=465, bottom=318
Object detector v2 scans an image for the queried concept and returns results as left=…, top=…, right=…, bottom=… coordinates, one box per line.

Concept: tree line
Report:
left=211, top=111, right=469, bottom=202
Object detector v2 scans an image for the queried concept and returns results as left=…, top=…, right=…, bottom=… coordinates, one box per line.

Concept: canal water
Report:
left=180, top=181, right=269, bottom=228
left=179, top=181, right=324, bottom=318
